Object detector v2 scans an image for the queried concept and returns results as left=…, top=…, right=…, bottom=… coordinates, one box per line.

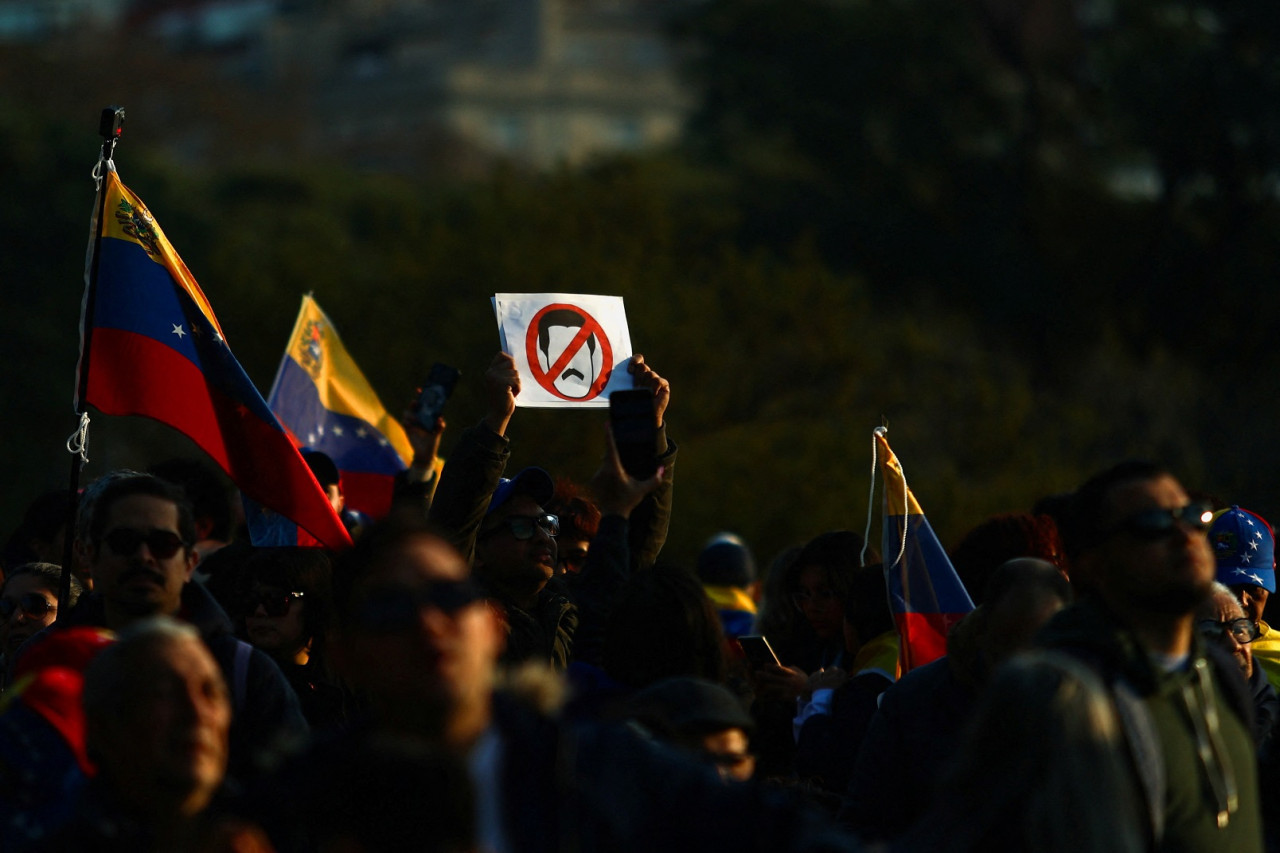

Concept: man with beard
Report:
left=57, top=473, right=307, bottom=781
left=1041, top=461, right=1261, bottom=853
left=426, top=351, right=676, bottom=670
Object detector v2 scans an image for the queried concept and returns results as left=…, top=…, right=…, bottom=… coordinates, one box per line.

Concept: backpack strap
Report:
left=232, top=639, right=253, bottom=716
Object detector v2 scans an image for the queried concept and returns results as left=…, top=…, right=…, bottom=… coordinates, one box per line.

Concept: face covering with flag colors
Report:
left=267, top=295, right=414, bottom=520
left=76, top=164, right=351, bottom=551
left=876, top=429, right=974, bottom=673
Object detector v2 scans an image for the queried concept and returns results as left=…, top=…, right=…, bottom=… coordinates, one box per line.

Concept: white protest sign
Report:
left=492, top=293, right=634, bottom=408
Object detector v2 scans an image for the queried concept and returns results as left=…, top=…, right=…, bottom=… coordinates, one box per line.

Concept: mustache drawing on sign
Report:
left=534, top=307, right=607, bottom=400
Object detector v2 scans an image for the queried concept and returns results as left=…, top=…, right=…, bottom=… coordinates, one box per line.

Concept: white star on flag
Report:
left=1250, top=540, right=1259, bottom=551
left=171, top=324, right=186, bottom=339
left=356, top=427, right=369, bottom=439
left=317, top=425, right=325, bottom=437
left=332, top=426, right=343, bottom=437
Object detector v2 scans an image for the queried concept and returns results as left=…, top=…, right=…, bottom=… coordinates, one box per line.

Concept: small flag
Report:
left=77, top=165, right=351, bottom=551
left=268, top=295, right=414, bottom=519
left=876, top=429, right=974, bottom=673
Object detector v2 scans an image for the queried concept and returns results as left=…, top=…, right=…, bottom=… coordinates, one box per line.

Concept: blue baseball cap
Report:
left=486, top=467, right=555, bottom=517
left=1210, top=506, right=1276, bottom=593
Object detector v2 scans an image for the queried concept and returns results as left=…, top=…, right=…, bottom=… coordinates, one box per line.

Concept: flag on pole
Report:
left=76, top=164, right=351, bottom=551
left=267, top=295, right=415, bottom=519
left=876, top=428, right=973, bottom=673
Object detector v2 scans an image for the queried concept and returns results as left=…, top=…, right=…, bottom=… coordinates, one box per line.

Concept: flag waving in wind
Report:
left=268, top=295, right=414, bottom=519
left=77, top=164, right=351, bottom=551
left=876, top=428, right=973, bottom=673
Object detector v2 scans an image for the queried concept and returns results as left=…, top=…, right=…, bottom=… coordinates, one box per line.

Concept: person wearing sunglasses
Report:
left=1041, top=461, right=1261, bottom=850
left=425, top=351, right=674, bottom=672
left=1195, top=582, right=1279, bottom=754
left=0, top=562, right=82, bottom=688
left=54, top=473, right=308, bottom=783
left=239, top=547, right=353, bottom=731
left=1207, top=506, right=1280, bottom=695
left=261, top=512, right=861, bottom=853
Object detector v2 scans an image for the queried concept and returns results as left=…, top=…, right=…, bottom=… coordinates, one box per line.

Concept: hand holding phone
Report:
left=736, top=635, right=782, bottom=670
left=413, top=363, right=460, bottom=431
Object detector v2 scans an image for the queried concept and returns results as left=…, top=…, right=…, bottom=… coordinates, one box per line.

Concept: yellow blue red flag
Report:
left=76, top=165, right=351, bottom=551
left=267, top=295, right=413, bottom=519
left=877, top=429, right=974, bottom=673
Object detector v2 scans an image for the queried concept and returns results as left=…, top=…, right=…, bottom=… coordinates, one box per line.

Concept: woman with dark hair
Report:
left=563, top=562, right=731, bottom=724
left=603, top=561, right=729, bottom=690
left=1, top=563, right=83, bottom=688
left=757, top=531, right=875, bottom=694
left=749, top=530, right=877, bottom=780
left=238, top=547, right=353, bottom=731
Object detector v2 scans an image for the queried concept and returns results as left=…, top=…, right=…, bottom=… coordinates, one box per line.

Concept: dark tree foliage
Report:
left=3, top=1, right=1279, bottom=569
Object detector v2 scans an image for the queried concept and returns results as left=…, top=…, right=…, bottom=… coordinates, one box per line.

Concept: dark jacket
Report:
left=258, top=689, right=862, bottom=853
left=35, top=777, right=252, bottom=853
left=492, top=691, right=860, bottom=853
left=838, top=646, right=978, bottom=839
left=58, top=583, right=309, bottom=782
left=1248, top=660, right=1280, bottom=756
left=1037, top=598, right=1261, bottom=853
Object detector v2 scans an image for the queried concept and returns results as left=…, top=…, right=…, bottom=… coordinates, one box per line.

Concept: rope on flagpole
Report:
left=871, top=425, right=910, bottom=569
left=66, top=412, right=90, bottom=464
left=861, top=427, right=881, bottom=567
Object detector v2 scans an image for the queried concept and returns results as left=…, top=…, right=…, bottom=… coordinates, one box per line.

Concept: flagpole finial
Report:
left=98, top=106, right=125, bottom=147
left=92, top=107, right=125, bottom=184
left=873, top=425, right=888, bottom=438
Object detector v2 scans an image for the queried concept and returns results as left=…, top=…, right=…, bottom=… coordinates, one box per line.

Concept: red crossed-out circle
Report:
left=525, top=303, right=614, bottom=401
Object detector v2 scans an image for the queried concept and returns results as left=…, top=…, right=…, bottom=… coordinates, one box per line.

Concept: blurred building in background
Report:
left=0, top=0, right=694, bottom=173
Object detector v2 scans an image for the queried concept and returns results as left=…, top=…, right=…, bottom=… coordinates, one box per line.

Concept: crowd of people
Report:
left=0, top=349, right=1277, bottom=852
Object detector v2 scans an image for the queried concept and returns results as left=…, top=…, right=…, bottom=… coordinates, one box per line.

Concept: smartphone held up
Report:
left=609, top=388, right=657, bottom=480
left=413, top=363, right=460, bottom=430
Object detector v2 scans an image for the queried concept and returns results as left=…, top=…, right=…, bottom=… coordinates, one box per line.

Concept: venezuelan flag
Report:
left=77, top=165, right=351, bottom=551
left=267, top=295, right=413, bottom=519
left=877, top=429, right=973, bottom=673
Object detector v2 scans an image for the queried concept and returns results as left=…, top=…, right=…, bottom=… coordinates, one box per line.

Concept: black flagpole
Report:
left=57, top=106, right=124, bottom=620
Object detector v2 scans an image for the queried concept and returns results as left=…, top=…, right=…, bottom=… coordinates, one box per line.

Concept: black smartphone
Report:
left=609, top=388, right=657, bottom=479
left=414, top=363, right=460, bottom=430
left=736, top=635, right=781, bottom=669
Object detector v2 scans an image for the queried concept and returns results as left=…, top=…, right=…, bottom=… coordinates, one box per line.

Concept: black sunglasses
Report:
left=482, top=513, right=559, bottom=541
left=1197, top=617, right=1262, bottom=645
left=246, top=589, right=306, bottom=618
left=352, top=580, right=485, bottom=633
left=0, top=592, right=56, bottom=621
left=103, top=527, right=187, bottom=559
left=1103, top=502, right=1213, bottom=542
